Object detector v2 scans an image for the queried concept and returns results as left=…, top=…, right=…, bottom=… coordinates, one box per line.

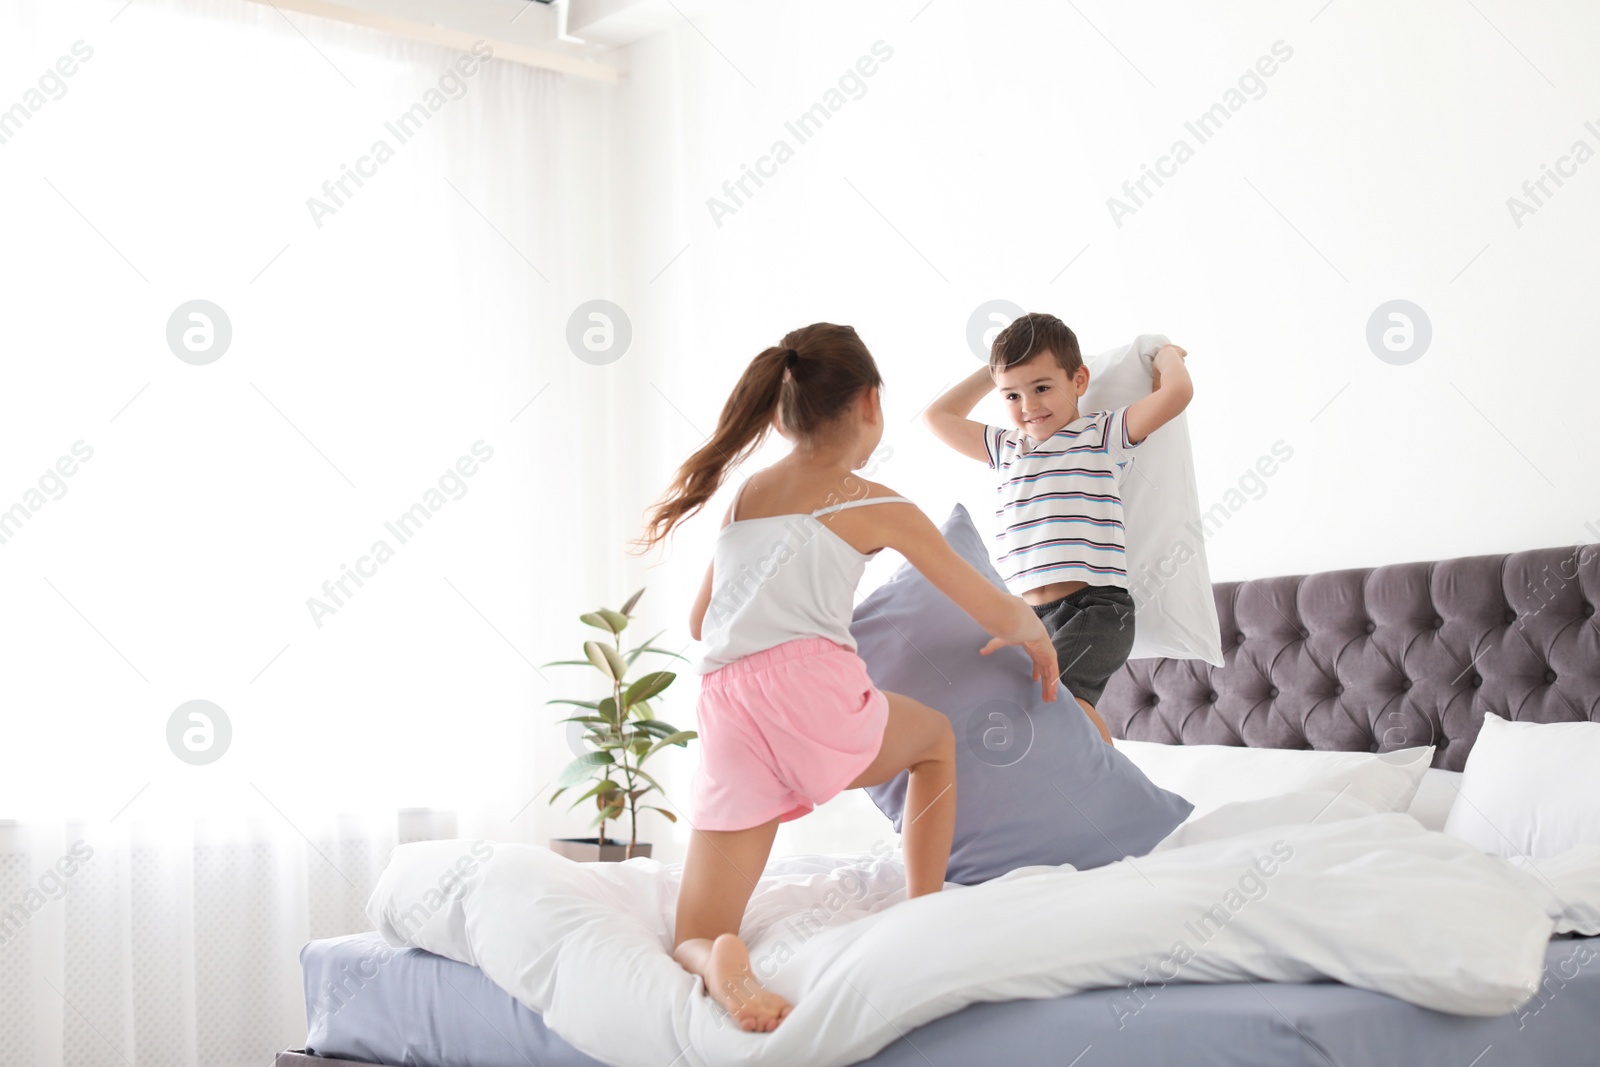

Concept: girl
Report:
left=639, top=323, right=1059, bottom=1032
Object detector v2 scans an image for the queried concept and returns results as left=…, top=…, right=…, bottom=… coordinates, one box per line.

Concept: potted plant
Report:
left=544, top=588, right=696, bottom=861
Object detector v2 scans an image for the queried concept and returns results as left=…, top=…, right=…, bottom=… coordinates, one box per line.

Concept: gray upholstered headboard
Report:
left=1100, top=543, right=1600, bottom=771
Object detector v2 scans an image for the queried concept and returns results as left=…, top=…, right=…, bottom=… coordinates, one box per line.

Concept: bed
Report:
left=280, top=542, right=1600, bottom=1067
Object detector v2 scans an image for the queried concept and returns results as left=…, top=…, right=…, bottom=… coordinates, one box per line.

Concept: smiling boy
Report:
left=923, top=313, right=1193, bottom=741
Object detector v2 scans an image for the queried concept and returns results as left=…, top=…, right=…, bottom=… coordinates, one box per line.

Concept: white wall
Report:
left=609, top=0, right=1600, bottom=573
left=599, top=0, right=1600, bottom=855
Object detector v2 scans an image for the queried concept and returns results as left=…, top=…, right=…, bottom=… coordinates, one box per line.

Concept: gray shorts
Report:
left=1031, top=585, right=1137, bottom=708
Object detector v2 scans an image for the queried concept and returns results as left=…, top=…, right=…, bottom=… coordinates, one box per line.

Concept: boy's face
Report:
left=992, top=351, right=1089, bottom=440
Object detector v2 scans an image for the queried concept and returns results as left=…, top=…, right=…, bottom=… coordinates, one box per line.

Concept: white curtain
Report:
left=0, top=1, right=625, bottom=1063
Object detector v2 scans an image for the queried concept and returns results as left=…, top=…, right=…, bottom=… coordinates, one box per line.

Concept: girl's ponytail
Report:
left=636, top=323, right=883, bottom=550
left=637, top=345, right=791, bottom=549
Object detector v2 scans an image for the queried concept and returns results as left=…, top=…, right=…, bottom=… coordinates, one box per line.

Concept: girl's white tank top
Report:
left=697, top=486, right=913, bottom=674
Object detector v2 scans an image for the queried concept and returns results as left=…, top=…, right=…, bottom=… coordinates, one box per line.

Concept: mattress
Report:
left=302, top=931, right=1600, bottom=1067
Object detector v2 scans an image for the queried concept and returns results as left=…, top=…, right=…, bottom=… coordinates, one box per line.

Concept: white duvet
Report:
left=367, top=796, right=1600, bottom=1067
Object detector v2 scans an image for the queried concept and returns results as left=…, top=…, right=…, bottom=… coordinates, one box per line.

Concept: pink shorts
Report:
left=690, top=637, right=891, bottom=832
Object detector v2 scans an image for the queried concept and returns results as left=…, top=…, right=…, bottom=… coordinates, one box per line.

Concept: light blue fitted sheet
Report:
left=302, top=932, right=1600, bottom=1067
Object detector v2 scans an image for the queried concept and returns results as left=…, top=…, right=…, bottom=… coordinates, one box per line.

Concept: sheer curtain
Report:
left=0, top=1, right=622, bottom=1063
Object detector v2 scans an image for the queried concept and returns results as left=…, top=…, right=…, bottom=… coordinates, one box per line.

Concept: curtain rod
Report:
left=239, top=0, right=624, bottom=82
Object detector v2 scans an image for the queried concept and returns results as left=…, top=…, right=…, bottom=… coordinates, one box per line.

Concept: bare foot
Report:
left=705, top=933, right=792, bottom=1032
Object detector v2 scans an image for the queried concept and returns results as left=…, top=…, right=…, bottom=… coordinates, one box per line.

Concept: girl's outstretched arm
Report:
left=868, top=502, right=1059, bottom=703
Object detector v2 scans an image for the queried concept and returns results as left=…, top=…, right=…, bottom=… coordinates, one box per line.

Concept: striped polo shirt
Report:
left=983, top=407, right=1141, bottom=595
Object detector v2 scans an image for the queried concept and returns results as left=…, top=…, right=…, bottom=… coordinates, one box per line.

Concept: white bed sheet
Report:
left=368, top=795, right=1600, bottom=1067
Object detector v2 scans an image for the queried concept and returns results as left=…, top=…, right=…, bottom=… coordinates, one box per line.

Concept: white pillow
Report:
left=1153, top=790, right=1385, bottom=852
left=1081, top=334, right=1223, bottom=665
left=1113, top=739, right=1435, bottom=820
left=1406, top=769, right=1463, bottom=832
left=1444, top=713, right=1600, bottom=859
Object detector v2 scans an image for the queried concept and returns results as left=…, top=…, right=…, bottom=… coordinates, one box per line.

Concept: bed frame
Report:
left=277, top=541, right=1600, bottom=1067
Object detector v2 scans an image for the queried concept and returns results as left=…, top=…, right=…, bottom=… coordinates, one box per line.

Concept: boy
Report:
left=923, top=312, right=1193, bottom=742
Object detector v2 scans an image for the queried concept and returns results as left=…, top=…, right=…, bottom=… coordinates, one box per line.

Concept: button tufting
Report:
left=1471, top=675, right=1482, bottom=687
left=1151, top=695, right=1160, bottom=705
left=1433, top=617, right=1443, bottom=628
left=1364, top=621, right=1376, bottom=634
left=1400, top=679, right=1412, bottom=690
left=1206, top=691, right=1218, bottom=702
left=1268, top=686, right=1279, bottom=697
left=1334, top=684, right=1344, bottom=694
left=1586, top=604, right=1596, bottom=617
left=1545, top=670, right=1557, bottom=684
left=1505, top=609, right=1517, bottom=623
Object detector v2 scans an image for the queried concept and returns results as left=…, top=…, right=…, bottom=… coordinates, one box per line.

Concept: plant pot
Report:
left=549, top=837, right=653, bottom=863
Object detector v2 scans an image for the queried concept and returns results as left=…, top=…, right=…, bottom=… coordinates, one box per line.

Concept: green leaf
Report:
left=571, top=788, right=621, bottom=812
left=546, top=698, right=601, bottom=710
left=630, top=699, right=652, bottom=721
left=603, top=644, right=628, bottom=679
left=620, top=588, right=646, bottom=616
left=555, top=715, right=608, bottom=726
left=580, top=612, right=618, bottom=633
left=597, top=608, right=630, bottom=633
left=644, top=805, right=678, bottom=823
left=643, top=730, right=697, bottom=761
left=633, top=645, right=691, bottom=663
left=624, top=671, right=675, bottom=709
left=584, top=640, right=627, bottom=682
left=597, top=729, right=645, bottom=747
left=555, top=751, right=614, bottom=788
left=566, top=779, right=621, bottom=809
left=589, top=803, right=624, bottom=829
left=541, top=659, right=595, bottom=668
left=623, top=631, right=667, bottom=666
left=633, top=719, right=681, bottom=738
left=630, top=739, right=651, bottom=757
left=626, top=766, right=665, bottom=793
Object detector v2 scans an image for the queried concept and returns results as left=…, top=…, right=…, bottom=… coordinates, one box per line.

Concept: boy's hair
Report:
left=989, top=312, right=1083, bottom=377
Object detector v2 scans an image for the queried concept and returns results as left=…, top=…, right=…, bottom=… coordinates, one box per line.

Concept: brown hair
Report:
left=989, top=312, right=1083, bottom=377
left=637, top=323, right=883, bottom=549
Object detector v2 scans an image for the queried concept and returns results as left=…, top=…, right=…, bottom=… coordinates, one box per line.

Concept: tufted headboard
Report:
left=1100, top=543, right=1600, bottom=771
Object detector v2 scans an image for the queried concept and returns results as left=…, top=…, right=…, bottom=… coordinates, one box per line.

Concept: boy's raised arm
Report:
left=1125, top=343, right=1194, bottom=445
left=921, top=366, right=995, bottom=464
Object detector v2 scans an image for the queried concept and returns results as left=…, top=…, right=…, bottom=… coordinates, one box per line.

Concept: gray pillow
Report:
left=852, top=504, right=1193, bottom=885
